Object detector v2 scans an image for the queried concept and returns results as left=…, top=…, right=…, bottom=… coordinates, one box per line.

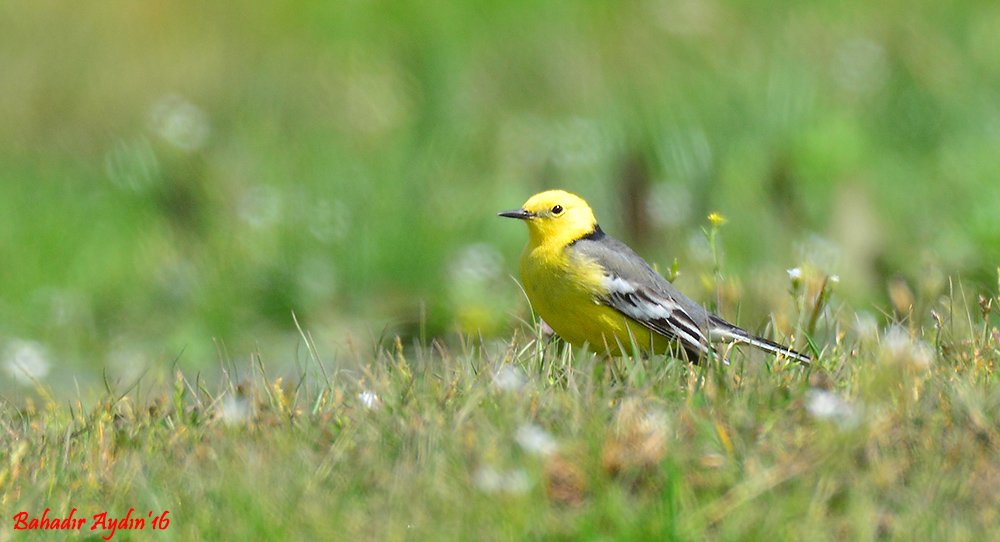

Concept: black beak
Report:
left=498, top=208, right=534, bottom=220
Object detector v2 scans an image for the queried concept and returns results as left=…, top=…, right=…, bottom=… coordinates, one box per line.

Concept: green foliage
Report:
left=3, top=1, right=1000, bottom=378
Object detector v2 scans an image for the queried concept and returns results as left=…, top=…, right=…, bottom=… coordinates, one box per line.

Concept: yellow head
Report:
left=498, top=190, right=599, bottom=248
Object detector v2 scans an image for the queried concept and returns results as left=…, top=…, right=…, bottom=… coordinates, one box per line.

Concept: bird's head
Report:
left=498, top=190, right=599, bottom=247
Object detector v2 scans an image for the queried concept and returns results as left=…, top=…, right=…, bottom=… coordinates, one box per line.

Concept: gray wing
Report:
left=571, top=231, right=812, bottom=364
left=569, top=232, right=712, bottom=355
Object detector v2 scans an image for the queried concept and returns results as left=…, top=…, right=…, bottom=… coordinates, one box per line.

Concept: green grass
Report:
left=3, top=271, right=999, bottom=540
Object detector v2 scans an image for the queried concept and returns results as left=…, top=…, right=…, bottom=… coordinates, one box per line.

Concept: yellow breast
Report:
left=518, top=242, right=670, bottom=356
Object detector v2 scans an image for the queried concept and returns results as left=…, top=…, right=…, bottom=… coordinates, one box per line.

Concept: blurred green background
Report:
left=3, top=0, right=999, bottom=390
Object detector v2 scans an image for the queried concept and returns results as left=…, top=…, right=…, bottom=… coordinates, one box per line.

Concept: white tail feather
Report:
left=710, top=325, right=811, bottom=365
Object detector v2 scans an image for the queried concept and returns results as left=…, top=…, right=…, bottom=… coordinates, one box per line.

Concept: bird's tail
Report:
left=709, top=317, right=812, bottom=365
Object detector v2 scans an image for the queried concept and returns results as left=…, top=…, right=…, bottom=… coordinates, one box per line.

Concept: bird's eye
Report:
left=551, top=205, right=564, bottom=215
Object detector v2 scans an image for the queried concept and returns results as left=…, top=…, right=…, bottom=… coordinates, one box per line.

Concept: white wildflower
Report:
left=882, top=327, right=934, bottom=370
left=3, top=340, right=51, bottom=385
left=515, top=423, right=557, bottom=457
left=358, top=390, right=380, bottom=409
left=492, top=365, right=526, bottom=393
left=218, top=395, right=250, bottom=426
left=806, top=388, right=859, bottom=428
left=473, top=466, right=531, bottom=495
left=149, top=94, right=210, bottom=151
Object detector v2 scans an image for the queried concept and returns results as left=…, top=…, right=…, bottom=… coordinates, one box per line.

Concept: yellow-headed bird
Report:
left=499, top=190, right=811, bottom=364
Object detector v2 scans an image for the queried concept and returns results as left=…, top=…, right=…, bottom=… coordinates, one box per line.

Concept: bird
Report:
left=498, top=189, right=811, bottom=364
